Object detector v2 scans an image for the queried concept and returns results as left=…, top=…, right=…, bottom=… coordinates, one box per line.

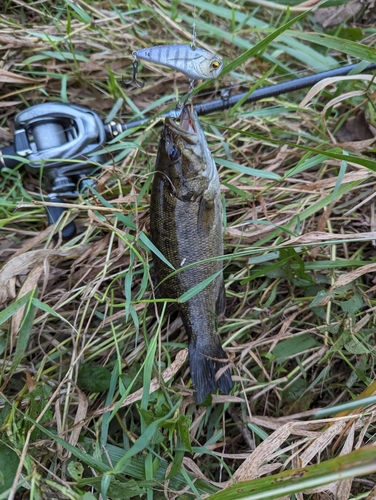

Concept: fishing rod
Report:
left=1, top=61, right=375, bottom=239
left=107, top=61, right=376, bottom=134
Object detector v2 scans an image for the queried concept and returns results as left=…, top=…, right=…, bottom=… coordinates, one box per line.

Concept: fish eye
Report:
left=210, top=60, right=221, bottom=70
left=168, top=146, right=180, bottom=161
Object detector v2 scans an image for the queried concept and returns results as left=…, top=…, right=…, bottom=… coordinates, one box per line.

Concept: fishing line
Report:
left=191, top=23, right=197, bottom=49
left=191, top=0, right=197, bottom=47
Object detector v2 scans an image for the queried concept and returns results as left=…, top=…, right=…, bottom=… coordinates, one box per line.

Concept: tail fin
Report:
left=188, top=340, right=233, bottom=404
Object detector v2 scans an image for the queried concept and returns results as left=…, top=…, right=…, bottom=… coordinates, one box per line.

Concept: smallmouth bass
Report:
left=150, top=104, right=233, bottom=403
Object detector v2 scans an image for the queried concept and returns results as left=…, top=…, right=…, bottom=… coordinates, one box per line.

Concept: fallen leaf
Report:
left=317, top=263, right=376, bottom=305
left=331, top=263, right=376, bottom=289
left=68, top=390, right=89, bottom=448
left=300, top=74, right=376, bottom=109
left=0, top=35, right=40, bottom=49
left=335, top=111, right=375, bottom=143
left=0, top=127, right=13, bottom=140
left=313, top=0, right=362, bottom=28
left=0, top=249, right=53, bottom=303
left=299, top=419, right=348, bottom=466
left=0, top=69, right=37, bottom=84
left=283, top=231, right=376, bottom=246
left=23, top=371, right=36, bottom=393
left=92, top=349, right=189, bottom=416
left=334, top=424, right=355, bottom=499
left=335, top=137, right=376, bottom=154
left=11, top=262, right=45, bottom=350
left=230, top=422, right=295, bottom=483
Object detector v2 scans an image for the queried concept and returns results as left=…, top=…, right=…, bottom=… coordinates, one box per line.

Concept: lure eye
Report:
left=168, top=146, right=180, bottom=161
left=210, top=59, right=221, bottom=71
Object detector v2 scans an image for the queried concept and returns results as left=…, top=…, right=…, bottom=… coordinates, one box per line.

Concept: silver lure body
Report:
left=134, top=44, right=223, bottom=80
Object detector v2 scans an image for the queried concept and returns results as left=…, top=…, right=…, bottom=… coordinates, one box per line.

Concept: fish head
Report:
left=163, top=104, right=212, bottom=181
left=157, top=104, right=219, bottom=201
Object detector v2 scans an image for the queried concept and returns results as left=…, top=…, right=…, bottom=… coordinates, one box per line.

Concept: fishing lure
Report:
left=124, top=44, right=223, bottom=89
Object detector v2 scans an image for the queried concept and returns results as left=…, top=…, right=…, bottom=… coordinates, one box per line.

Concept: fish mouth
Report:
left=165, top=104, right=198, bottom=145
left=179, top=104, right=197, bottom=134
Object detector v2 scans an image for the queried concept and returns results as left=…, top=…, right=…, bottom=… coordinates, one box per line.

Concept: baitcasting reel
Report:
left=0, top=102, right=109, bottom=240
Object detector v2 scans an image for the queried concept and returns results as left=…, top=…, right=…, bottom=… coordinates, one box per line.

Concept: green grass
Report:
left=1, top=0, right=376, bottom=499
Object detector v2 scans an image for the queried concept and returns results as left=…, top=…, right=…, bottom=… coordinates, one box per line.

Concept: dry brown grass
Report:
left=1, top=0, right=376, bottom=499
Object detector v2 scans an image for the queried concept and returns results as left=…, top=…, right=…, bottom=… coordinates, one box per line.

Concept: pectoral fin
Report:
left=197, top=195, right=215, bottom=236
left=216, top=277, right=226, bottom=316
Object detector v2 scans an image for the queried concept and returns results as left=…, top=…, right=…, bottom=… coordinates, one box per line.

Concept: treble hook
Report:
left=121, top=57, right=145, bottom=89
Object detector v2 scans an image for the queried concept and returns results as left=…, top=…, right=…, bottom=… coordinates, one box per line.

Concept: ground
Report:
left=0, top=0, right=376, bottom=499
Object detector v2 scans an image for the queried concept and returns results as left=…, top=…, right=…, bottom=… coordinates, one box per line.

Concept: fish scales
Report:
left=150, top=104, right=233, bottom=403
left=134, top=44, right=223, bottom=80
